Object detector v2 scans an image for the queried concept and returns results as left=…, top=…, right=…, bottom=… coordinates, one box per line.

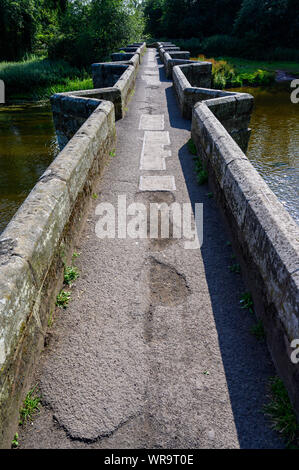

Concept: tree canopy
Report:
left=0, top=0, right=145, bottom=64
left=143, top=0, right=299, bottom=55
left=0, top=0, right=297, bottom=63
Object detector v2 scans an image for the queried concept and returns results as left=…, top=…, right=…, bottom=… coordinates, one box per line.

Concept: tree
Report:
left=48, top=0, right=145, bottom=66
left=234, top=0, right=299, bottom=49
left=143, top=0, right=165, bottom=38
left=0, top=0, right=38, bottom=60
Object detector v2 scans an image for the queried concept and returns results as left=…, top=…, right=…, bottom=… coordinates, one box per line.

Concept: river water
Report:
left=231, top=84, right=299, bottom=224
left=0, top=102, right=59, bottom=233
left=0, top=84, right=298, bottom=233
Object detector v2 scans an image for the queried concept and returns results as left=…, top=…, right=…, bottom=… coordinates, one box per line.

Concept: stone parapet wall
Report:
left=92, top=46, right=144, bottom=119
left=173, top=63, right=253, bottom=151
left=159, top=40, right=299, bottom=420
left=0, top=40, right=146, bottom=448
left=192, top=102, right=299, bottom=419
left=0, top=100, right=116, bottom=448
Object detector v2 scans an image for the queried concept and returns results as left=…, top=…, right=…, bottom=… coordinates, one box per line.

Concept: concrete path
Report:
left=20, top=49, right=283, bottom=449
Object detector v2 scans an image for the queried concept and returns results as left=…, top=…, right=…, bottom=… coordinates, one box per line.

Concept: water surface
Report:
left=231, top=85, right=299, bottom=224
left=0, top=102, right=58, bottom=233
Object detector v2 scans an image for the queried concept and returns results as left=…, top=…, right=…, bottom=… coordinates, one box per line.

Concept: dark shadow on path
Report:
left=163, top=77, right=284, bottom=449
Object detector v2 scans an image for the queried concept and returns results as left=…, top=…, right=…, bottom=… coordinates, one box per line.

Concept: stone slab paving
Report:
left=19, top=49, right=284, bottom=449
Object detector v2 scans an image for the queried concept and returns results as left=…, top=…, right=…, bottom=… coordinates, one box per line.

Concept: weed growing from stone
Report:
left=56, top=290, right=71, bottom=309
left=263, top=377, right=299, bottom=446
left=64, top=265, right=79, bottom=286
left=92, top=193, right=98, bottom=200
left=109, top=150, right=116, bottom=158
left=72, top=251, right=80, bottom=260
left=229, top=263, right=241, bottom=274
left=240, top=292, right=254, bottom=313
left=187, top=138, right=197, bottom=156
left=193, top=155, right=208, bottom=185
left=11, top=433, right=19, bottom=448
left=250, top=320, right=265, bottom=341
left=19, top=386, right=40, bottom=426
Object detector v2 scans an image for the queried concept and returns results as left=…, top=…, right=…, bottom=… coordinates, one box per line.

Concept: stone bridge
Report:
left=0, top=42, right=298, bottom=449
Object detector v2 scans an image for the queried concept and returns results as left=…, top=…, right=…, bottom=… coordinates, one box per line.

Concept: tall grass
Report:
left=0, top=55, right=92, bottom=100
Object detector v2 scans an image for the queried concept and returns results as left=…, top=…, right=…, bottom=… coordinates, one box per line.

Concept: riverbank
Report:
left=0, top=56, right=93, bottom=102
left=192, top=55, right=299, bottom=89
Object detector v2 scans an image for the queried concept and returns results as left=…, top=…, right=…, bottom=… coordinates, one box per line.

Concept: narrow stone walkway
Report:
left=19, top=49, right=283, bottom=449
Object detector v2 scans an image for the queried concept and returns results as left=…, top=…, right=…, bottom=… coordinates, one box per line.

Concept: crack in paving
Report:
left=149, top=257, right=191, bottom=307
left=51, top=409, right=143, bottom=444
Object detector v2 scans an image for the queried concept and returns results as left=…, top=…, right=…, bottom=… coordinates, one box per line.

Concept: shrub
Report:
left=196, top=55, right=275, bottom=89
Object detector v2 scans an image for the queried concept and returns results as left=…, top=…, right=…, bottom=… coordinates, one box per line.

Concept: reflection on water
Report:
left=232, top=85, right=299, bottom=224
left=0, top=102, right=59, bottom=233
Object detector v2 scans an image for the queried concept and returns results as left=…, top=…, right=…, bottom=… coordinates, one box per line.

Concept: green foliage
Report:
left=48, top=0, right=145, bottom=67
left=11, top=433, right=19, bottom=448
left=144, top=0, right=299, bottom=61
left=0, top=0, right=69, bottom=61
left=45, top=77, right=93, bottom=97
left=19, top=386, right=40, bottom=426
left=263, top=377, right=299, bottom=446
left=229, top=263, right=241, bottom=274
left=193, top=154, right=208, bottom=185
left=221, top=56, right=299, bottom=75
left=250, top=320, right=265, bottom=341
left=0, top=56, right=91, bottom=100
left=56, top=290, right=71, bottom=309
left=234, top=0, right=299, bottom=52
left=0, top=1, right=145, bottom=66
left=187, top=138, right=197, bottom=156
left=196, top=55, right=275, bottom=89
left=202, top=35, right=245, bottom=58
left=0, top=0, right=38, bottom=61
left=240, top=292, right=254, bottom=313
left=64, top=265, right=79, bottom=286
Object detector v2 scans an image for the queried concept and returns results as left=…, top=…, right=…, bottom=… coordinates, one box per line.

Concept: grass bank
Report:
left=192, top=55, right=288, bottom=89
left=217, top=57, right=299, bottom=76
left=0, top=55, right=93, bottom=101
